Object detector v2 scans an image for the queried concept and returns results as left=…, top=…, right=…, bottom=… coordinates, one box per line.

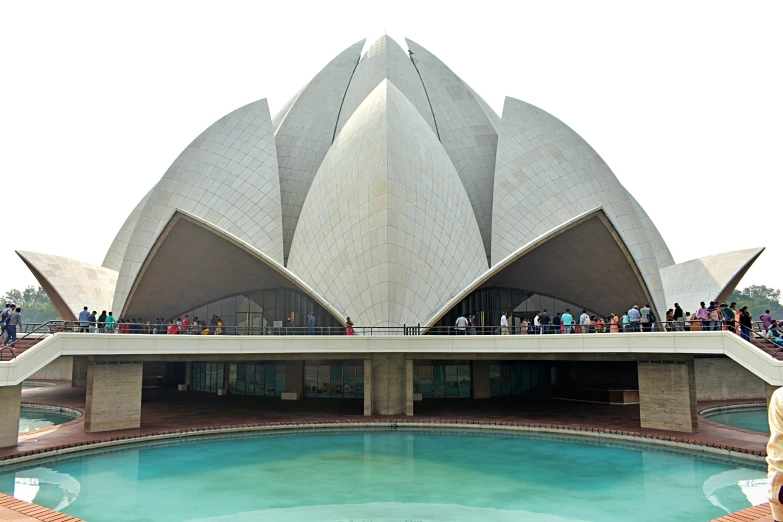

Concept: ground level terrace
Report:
left=0, top=330, right=780, bottom=451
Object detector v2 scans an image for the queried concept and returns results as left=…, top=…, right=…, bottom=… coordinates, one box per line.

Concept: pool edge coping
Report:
left=0, top=419, right=767, bottom=468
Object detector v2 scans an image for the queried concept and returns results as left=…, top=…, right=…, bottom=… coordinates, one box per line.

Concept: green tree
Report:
left=1, top=285, right=60, bottom=325
left=729, top=286, right=783, bottom=321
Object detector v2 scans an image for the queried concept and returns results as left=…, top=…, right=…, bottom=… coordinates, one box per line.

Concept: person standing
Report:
left=739, top=306, right=753, bottom=341
left=1, top=304, right=15, bottom=343
left=722, top=303, right=736, bottom=332
left=78, top=306, right=90, bottom=333
left=468, top=314, right=477, bottom=335
left=104, top=312, right=117, bottom=333
left=97, top=310, right=107, bottom=333
left=610, top=313, right=619, bottom=333
left=182, top=315, right=191, bottom=334
left=88, top=310, right=97, bottom=333
left=4, top=307, right=22, bottom=347
left=539, top=310, right=551, bottom=334
left=639, top=304, right=651, bottom=332
left=696, top=302, right=709, bottom=331
left=580, top=310, right=590, bottom=333
left=345, top=317, right=354, bottom=336
left=552, top=312, right=562, bottom=334
left=627, top=306, right=641, bottom=332
left=674, top=303, right=684, bottom=331
left=500, top=313, right=509, bottom=335
left=307, top=312, right=316, bottom=335
left=761, top=310, right=773, bottom=334
left=707, top=302, right=720, bottom=331
left=561, top=309, right=573, bottom=335
left=455, top=314, right=468, bottom=335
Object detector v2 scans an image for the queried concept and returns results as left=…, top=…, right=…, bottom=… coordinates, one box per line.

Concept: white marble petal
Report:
left=112, top=98, right=283, bottom=315
left=333, top=36, right=437, bottom=139
left=660, top=247, right=764, bottom=314
left=491, top=96, right=667, bottom=313
left=102, top=188, right=152, bottom=272
left=274, top=39, right=365, bottom=262
left=17, top=251, right=118, bottom=321
left=288, top=80, right=487, bottom=327
left=405, top=38, right=500, bottom=262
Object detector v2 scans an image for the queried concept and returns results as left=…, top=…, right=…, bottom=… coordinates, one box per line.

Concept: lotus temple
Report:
left=0, top=36, right=779, bottom=522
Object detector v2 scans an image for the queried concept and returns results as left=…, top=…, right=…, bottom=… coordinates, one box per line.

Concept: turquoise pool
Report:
left=18, top=407, right=77, bottom=433
left=0, top=430, right=768, bottom=521
left=703, top=406, right=770, bottom=434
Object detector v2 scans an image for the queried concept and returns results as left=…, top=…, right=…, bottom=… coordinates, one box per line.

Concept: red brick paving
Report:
left=0, top=492, right=84, bottom=521
left=711, top=503, right=774, bottom=521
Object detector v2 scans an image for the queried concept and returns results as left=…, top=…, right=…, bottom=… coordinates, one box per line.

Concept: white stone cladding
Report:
left=660, top=247, right=764, bottom=314
left=334, top=36, right=437, bottom=140
left=405, top=38, right=500, bottom=263
left=17, top=251, right=118, bottom=319
left=491, top=96, right=667, bottom=313
left=112, top=98, right=283, bottom=315
left=288, top=80, right=487, bottom=327
left=274, top=39, right=365, bottom=262
left=101, top=188, right=152, bottom=272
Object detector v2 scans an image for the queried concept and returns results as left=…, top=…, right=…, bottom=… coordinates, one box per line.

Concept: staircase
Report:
left=749, top=334, right=783, bottom=360
left=0, top=338, right=42, bottom=362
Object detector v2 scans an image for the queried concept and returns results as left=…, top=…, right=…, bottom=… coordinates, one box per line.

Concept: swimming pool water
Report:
left=704, top=407, right=770, bottom=434
left=18, top=408, right=75, bottom=433
left=0, top=430, right=767, bottom=522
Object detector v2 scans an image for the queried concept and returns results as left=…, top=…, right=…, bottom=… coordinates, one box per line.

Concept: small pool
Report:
left=0, top=429, right=768, bottom=521
left=702, top=405, right=770, bottom=434
left=18, top=406, right=79, bottom=433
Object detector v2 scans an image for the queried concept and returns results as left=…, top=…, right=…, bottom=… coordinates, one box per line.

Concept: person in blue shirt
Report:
left=78, top=306, right=90, bottom=333
left=307, top=312, right=317, bottom=335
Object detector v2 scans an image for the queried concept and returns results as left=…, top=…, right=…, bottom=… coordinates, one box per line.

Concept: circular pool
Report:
left=0, top=430, right=768, bottom=521
left=18, top=406, right=80, bottom=433
left=702, top=405, right=769, bottom=434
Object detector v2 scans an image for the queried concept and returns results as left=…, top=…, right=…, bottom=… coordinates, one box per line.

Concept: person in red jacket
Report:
left=167, top=320, right=179, bottom=335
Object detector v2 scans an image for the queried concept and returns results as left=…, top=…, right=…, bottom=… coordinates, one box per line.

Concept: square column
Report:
left=370, top=354, right=406, bottom=415
left=405, top=359, right=414, bottom=416
left=473, top=361, right=491, bottom=399
left=0, top=384, right=22, bottom=448
left=285, top=360, right=303, bottom=398
left=71, top=356, right=88, bottom=387
left=364, top=358, right=372, bottom=416
left=638, top=360, right=698, bottom=433
left=84, top=361, right=143, bottom=433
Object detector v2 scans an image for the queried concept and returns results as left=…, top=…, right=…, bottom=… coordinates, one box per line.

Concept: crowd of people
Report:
left=452, top=301, right=768, bottom=339
left=73, top=308, right=226, bottom=335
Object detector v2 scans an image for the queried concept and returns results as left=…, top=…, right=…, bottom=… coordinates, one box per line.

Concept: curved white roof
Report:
left=660, top=247, right=764, bottom=314
left=288, top=80, right=487, bottom=327
left=101, top=188, right=152, bottom=272
left=333, top=36, right=437, bottom=139
left=491, top=96, right=667, bottom=312
left=17, top=251, right=118, bottom=321
left=274, top=39, right=365, bottom=261
left=112, top=98, right=283, bottom=315
left=405, top=38, right=500, bottom=262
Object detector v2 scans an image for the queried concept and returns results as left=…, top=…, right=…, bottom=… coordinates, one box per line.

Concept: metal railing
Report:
left=25, top=319, right=777, bottom=337
left=0, top=320, right=60, bottom=359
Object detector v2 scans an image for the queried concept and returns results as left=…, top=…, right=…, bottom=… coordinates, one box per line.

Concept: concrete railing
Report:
left=1, top=331, right=783, bottom=387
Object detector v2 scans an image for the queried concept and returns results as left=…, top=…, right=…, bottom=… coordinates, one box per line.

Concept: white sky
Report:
left=1, top=1, right=780, bottom=297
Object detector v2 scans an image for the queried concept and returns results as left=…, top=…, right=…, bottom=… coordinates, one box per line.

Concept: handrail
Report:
left=1, top=320, right=61, bottom=359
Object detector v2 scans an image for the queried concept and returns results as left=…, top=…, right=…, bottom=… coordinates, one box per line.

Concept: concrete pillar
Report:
left=473, top=361, right=491, bottom=399
left=768, top=383, right=780, bottom=409
left=364, top=358, right=372, bottom=416
left=84, top=361, right=143, bottom=433
left=0, top=384, right=22, bottom=448
left=71, top=356, right=88, bottom=387
left=185, top=362, right=192, bottom=388
left=638, top=360, right=698, bottom=433
left=285, top=361, right=303, bottom=394
left=370, top=354, right=405, bottom=415
left=405, top=359, right=414, bottom=416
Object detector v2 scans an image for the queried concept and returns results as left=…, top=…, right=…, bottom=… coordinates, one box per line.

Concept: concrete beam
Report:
left=84, top=361, right=143, bottom=433
left=0, top=384, right=21, bottom=448
left=638, top=360, right=698, bottom=433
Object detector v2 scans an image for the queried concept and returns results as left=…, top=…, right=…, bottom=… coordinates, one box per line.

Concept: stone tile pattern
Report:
left=695, top=357, right=766, bottom=401
left=84, top=362, right=143, bottom=433
left=101, top=188, right=153, bottom=273
left=626, top=192, right=675, bottom=271
left=112, top=99, right=283, bottom=315
left=274, top=39, right=365, bottom=262
left=334, top=36, right=437, bottom=141
left=638, top=361, right=698, bottom=432
left=288, top=81, right=486, bottom=327
left=660, top=247, right=764, bottom=315
left=491, top=97, right=667, bottom=313
left=405, top=38, right=500, bottom=262
left=16, top=252, right=118, bottom=320
left=0, top=493, right=85, bottom=522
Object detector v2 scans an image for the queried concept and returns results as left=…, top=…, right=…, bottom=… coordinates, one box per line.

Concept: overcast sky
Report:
left=1, top=1, right=780, bottom=299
